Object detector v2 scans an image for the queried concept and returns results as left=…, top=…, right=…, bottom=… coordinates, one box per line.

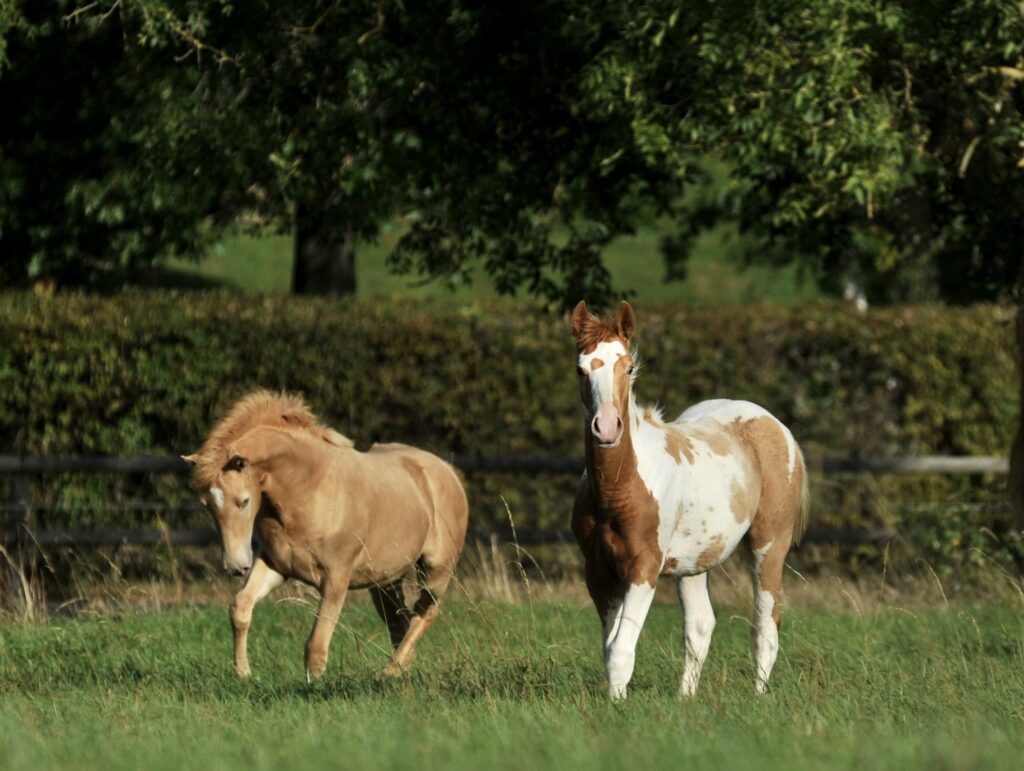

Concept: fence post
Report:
left=3, top=472, right=32, bottom=612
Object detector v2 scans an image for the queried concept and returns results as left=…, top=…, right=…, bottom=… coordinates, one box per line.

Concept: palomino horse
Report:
left=570, top=301, right=809, bottom=699
left=183, top=390, right=468, bottom=679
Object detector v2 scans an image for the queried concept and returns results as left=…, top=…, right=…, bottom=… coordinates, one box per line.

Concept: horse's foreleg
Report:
left=305, top=578, right=349, bottom=681
left=230, top=558, right=285, bottom=677
left=677, top=572, right=716, bottom=696
left=584, top=561, right=624, bottom=666
left=604, top=578, right=656, bottom=700
left=383, top=559, right=451, bottom=676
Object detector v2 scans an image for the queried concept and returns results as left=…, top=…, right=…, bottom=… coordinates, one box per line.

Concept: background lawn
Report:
left=1, top=590, right=1022, bottom=771
left=162, top=220, right=820, bottom=305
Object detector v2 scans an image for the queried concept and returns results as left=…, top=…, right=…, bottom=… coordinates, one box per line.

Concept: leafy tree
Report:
left=3, top=1, right=1023, bottom=305
left=0, top=1, right=248, bottom=288
left=661, top=0, right=1024, bottom=305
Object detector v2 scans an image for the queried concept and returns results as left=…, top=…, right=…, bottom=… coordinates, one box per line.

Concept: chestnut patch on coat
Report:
left=590, top=358, right=605, bottom=370
left=727, top=416, right=794, bottom=537
left=730, top=477, right=758, bottom=523
left=689, top=426, right=734, bottom=456
left=572, top=365, right=663, bottom=613
left=730, top=415, right=810, bottom=630
left=612, top=355, right=633, bottom=409
left=695, top=534, right=726, bottom=571
left=660, top=557, right=679, bottom=574
left=664, top=427, right=696, bottom=465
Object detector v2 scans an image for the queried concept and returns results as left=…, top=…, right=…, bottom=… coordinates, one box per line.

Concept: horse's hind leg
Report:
left=383, top=557, right=452, bottom=676
left=230, top=558, right=285, bottom=677
left=748, top=536, right=789, bottom=693
left=369, top=579, right=410, bottom=650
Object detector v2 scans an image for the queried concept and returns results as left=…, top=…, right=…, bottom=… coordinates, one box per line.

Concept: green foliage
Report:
left=1, top=601, right=1024, bottom=770
left=0, top=0, right=248, bottom=287
left=4, top=1, right=1022, bottom=303
left=0, top=293, right=1016, bottom=569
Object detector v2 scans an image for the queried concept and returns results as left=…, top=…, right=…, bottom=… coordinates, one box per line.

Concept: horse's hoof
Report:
left=381, top=660, right=408, bottom=678
left=235, top=666, right=252, bottom=678
left=305, top=656, right=327, bottom=681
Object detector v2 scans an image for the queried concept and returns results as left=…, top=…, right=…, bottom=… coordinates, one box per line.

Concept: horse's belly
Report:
left=348, top=546, right=425, bottom=589
left=656, top=464, right=754, bottom=576
left=347, top=506, right=433, bottom=588
left=661, top=516, right=748, bottom=576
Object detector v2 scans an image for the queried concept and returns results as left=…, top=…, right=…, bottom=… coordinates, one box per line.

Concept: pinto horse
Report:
left=183, top=390, right=468, bottom=680
left=570, top=301, right=809, bottom=699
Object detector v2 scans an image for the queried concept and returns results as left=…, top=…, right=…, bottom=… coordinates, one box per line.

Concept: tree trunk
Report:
left=1010, top=296, right=1024, bottom=532
left=292, top=205, right=357, bottom=296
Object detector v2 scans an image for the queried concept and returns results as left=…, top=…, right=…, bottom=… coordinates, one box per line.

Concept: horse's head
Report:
left=182, top=450, right=264, bottom=576
left=571, top=300, right=637, bottom=449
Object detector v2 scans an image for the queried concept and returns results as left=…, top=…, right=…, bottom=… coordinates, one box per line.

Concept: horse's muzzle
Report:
left=591, top=408, right=623, bottom=447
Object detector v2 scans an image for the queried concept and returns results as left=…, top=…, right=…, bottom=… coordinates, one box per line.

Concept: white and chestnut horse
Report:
left=183, top=390, right=468, bottom=680
left=570, top=301, right=809, bottom=698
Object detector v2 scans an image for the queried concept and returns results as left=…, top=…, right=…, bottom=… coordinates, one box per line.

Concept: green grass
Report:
left=1, top=595, right=1022, bottom=770
left=164, top=220, right=820, bottom=305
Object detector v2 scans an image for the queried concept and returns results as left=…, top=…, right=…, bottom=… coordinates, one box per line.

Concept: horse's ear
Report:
left=225, top=454, right=248, bottom=472
left=571, top=300, right=594, bottom=341
left=615, top=300, right=636, bottom=341
left=181, top=454, right=198, bottom=466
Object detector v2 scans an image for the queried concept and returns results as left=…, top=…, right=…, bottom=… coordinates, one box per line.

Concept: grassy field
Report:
left=163, top=220, right=820, bottom=305
left=1, top=588, right=1022, bottom=771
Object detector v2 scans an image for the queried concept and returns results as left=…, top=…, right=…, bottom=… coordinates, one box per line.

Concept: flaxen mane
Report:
left=189, top=389, right=352, bottom=488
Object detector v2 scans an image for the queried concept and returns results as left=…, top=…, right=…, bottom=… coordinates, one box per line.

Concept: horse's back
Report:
left=365, top=442, right=469, bottom=550
left=675, top=398, right=776, bottom=427
left=673, top=398, right=799, bottom=482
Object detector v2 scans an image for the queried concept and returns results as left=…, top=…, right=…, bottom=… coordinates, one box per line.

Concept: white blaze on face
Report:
left=578, top=340, right=630, bottom=444
left=208, top=486, right=225, bottom=511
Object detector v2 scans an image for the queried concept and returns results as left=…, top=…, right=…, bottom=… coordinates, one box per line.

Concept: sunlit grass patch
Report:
left=1, top=594, right=1022, bottom=771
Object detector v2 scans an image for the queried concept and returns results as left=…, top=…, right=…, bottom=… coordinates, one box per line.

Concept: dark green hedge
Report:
left=0, top=291, right=1018, bottom=567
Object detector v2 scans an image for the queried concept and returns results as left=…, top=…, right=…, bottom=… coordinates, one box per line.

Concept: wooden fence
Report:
left=0, top=453, right=1009, bottom=552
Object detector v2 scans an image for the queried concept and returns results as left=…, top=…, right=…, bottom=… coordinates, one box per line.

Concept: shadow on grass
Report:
left=129, top=265, right=233, bottom=290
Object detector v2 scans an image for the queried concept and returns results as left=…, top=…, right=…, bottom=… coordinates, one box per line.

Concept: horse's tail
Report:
left=792, top=444, right=811, bottom=545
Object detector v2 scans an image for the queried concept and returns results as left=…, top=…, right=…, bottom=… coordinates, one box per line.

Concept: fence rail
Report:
left=0, top=453, right=1010, bottom=550
left=0, top=453, right=1010, bottom=475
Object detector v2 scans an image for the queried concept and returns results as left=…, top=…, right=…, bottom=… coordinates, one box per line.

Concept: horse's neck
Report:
left=254, top=429, right=325, bottom=502
left=584, top=406, right=642, bottom=512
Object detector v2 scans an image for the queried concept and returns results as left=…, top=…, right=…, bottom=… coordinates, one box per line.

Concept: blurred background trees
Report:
left=1, top=0, right=1021, bottom=305
left=1, top=0, right=1023, bottom=562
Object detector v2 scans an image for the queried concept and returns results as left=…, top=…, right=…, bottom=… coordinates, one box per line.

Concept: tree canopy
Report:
left=2, top=0, right=1022, bottom=305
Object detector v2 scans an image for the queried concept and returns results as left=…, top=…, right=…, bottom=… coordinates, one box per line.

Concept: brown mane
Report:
left=188, top=389, right=352, bottom=488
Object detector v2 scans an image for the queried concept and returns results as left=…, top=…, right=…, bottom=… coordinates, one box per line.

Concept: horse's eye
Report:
left=238, top=497, right=250, bottom=510
left=576, top=366, right=586, bottom=377
left=627, top=366, right=635, bottom=375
